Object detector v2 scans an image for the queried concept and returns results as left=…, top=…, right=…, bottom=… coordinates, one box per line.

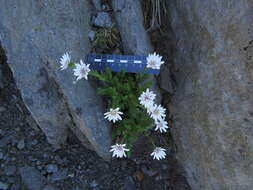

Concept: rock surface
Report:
left=92, top=12, right=113, bottom=28
left=112, top=0, right=152, bottom=55
left=19, top=166, right=46, bottom=190
left=166, top=1, right=253, bottom=189
left=0, top=0, right=111, bottom=159
left=112, top=0, right=162, bottom=102
left=0, top=65, right=3, bottom=89
left=92, top=0, right=102, bottom=11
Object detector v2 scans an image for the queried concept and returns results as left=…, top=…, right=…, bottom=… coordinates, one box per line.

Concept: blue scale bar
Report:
left=86, top=54, right=159, bottom=74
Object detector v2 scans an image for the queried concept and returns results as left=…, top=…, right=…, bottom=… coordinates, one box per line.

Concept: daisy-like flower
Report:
left=110, top=144, right=129, bottom=158
left=149, top=104, right=166, bottom=122
left=155, top=119, right=169, bottom=133
left=60, top=52, right=71, bottom=70
left=104, top=107, right=123, bottom=123
left=146, top=52, right=164, bottom=70
left=73, top=60, right=90, bottom=81
left=151, top=147, right=166, bottom=160
left=138, top=88, right=156, bottom=109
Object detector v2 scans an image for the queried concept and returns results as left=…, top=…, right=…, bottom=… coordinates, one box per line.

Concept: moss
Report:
left=92, top=26, right=120, bottom=52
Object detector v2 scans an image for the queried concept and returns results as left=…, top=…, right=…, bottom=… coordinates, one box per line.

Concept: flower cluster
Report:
left=60, top=52, right=168, bottom=160
left=60, top=52, right=90, bottom=81
left=138, top=88, right=168, bottom=160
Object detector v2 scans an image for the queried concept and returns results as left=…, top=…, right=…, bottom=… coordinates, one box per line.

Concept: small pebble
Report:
left=36, top=161, right=41, bottom=165
left=46, top=164, right=58, bottom=173
left=50, top=169, right=68, bottom=181
left=42, top=184, right=59, bottom=190
left=0, top=129, right=4, bottom=136
left=31, top=139, right=38, bottom=145
left=90, top=180, right=98, bottom=188
left=68, top=173, right=74, bottom=178
left=88, top=30, right=96, bottom=41
left=0, top=152, right=3, bottom=160
left=17, top=139, right=25, bottom=150
left=0, top=106, right=6, bottom=112
left=4, top=165, right=17, bottom=176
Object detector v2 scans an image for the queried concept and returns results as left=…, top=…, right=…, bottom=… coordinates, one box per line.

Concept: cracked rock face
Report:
left=0, top=0, right=111, bottom=160
left=166, top=0, right=253, bottom=189
left=112, top=0, right=162, bottom=103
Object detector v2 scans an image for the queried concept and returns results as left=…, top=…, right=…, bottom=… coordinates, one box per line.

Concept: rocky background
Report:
left=0, top=0, right=190, bottom=189
left=164, top=0, right=253, bottom=190
left=1, top=0, right=252, bottom=190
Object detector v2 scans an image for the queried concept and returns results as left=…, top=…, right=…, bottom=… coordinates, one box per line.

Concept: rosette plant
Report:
left=60, top=52, right=169, bottom=160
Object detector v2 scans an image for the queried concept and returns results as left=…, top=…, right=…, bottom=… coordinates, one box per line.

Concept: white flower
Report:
left=110, top=144, right=129, bottom=158
left=73, top=60, right=90, bottom=81
left=146, top=52, right=164, bottom=70
left=104, top=107, right=123, bottom=123
left=60, top=52, right=71, bottom=70
left=149, top=104, right=166, bottom=121
left=151, top=147, right=166, bottom=160
left=138, top=88, right=156, bottom=109
left=155, top=119, right=169, bottom=133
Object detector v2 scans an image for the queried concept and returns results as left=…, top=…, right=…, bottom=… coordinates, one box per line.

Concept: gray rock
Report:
left=19, top=166, right=46, bottom=190
left=112, top=0, right=151, bottom=55
left=50, top=169, right=68, bottom=181
left=31, top=139, right=38, bottom=146
left=0, top=65, right=3, bottom=89
left=0, top=107, right=5, bottom=112
left=17, top=139, right=25, bottom=150
left=124, top=176, right=136, bottom=190
left=0, top=0, right=111, bottom=160
left=0, top=136, right=11, bottom=148
left=4, top=165, right=16, bottom=176
left=0, top=152, right=3, bottom=160
left=42, top=184, right=59, bottom=190
left=92, top=0, right=102, bottom=11
left=102, top=4, right=110, bottom=11
left=46, top=164, right=58, bottom=174
left=159, top=65, right=174, bottom=94
left=90, top=180, right=98, bottom=188
left=10, top=184, right=20, bottom=190
left=26, top=115, right=40, bottom=131
left=112, top=0, right=162, bottom=103
left=166, top=1, right=253, bottom=189
left=88, top=30, right=96, bottom=42
left=92, top=12, right=113, bottom=28
left=6, top=177, right=15, bottom=184
left=0, top=182, right=9, bottom=190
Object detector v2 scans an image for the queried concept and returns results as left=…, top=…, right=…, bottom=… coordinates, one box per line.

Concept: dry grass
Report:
left=92, top=26, right=120, bottom=51
left=141, top=0, right=167, bottom=30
